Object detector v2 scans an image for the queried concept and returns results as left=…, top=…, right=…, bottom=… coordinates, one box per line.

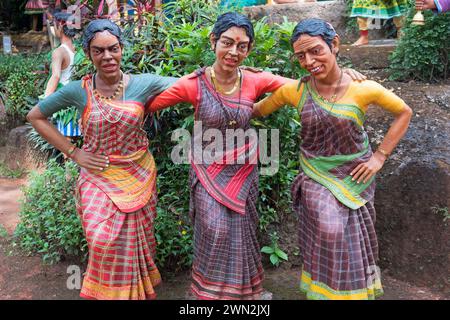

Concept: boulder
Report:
left=368, top=83, right=450, bottom=294
left=7, top=125, right=31, bottom=149
left=1, top=125, right=45, bottom=171
left=340, top=39, right=397, bottom=69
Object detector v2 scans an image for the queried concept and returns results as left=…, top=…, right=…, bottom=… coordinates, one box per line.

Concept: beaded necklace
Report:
left=312, top=69, right=343, bottom=112
left=93, top=71, right=124, bottom=101
left=90, top=72, right=125, bottom=124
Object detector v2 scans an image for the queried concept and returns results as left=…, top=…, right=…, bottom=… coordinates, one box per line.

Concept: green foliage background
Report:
left=0, top=54, right=47, bottom=120
left=389, top=1, right=450, bottom=81
left=14, top=159, right=88, bottom=264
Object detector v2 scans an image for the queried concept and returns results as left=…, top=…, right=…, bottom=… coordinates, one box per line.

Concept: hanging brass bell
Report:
left=412, top=10, right=425, bottom=26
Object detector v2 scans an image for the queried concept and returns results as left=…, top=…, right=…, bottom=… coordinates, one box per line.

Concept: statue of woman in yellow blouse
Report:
left=253, top=18, right=412, bottom=300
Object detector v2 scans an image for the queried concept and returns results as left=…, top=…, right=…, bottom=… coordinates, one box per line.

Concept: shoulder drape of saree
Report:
left=79, top=75, right=157, bottom=213
left=190, top=69, right=258, bottom=215
left=298, top=82, right=375, bottom=210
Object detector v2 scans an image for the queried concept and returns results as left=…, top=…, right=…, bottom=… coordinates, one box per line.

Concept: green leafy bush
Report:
left=26, top=124, right=63, bottom=160
left=254, top=107, right=300, bottom=231
left=14, top=159, right=87, bottom=264
left=0, top=54, right=47, bottom=119
left=389, top=3, right=450, bottom=81
left=0, top=161, right=26, bottom=179
left=261, top=231, right=288, bottom=267
left=154, top=165, right=193, bottom=271
left=0, top=224, right=8, bottom=238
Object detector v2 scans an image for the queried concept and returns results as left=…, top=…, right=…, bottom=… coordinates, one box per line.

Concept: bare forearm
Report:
left=377, top=105, right=412, bottom=156
left=44, top=75, right=60, bottom=97
left=27, top=106, right=109, bottom=170
left=351, top=105, right=412, bottom=183
left=252, top=99, right=284, bottom=118
left=27, top=107, right=73, bottom=155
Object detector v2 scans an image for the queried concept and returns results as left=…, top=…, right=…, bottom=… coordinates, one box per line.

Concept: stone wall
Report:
left=244, top=0, right=385, bottom=43
left=0, top=32, right=50, bottom=54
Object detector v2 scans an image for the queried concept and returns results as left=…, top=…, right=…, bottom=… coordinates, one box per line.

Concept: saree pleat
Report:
left=190, top=176, right=263, bottom=300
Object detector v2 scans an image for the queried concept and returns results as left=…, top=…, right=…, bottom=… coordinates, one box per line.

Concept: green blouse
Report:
left=38, top=73, right=177, bottom=117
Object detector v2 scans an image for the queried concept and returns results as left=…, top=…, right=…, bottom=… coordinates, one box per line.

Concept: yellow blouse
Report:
left=256, top=79, right=407, bottom=117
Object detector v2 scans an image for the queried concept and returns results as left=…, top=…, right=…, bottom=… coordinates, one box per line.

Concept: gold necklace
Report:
left=210, top=67, right=240, bottom=95
left=313, top=69, right=343, bottom=111
left=208, top=67, right=242, bottom=128
left=93, top=72, right=124, bottom=101
left=313, top=69, right=343, bottom=102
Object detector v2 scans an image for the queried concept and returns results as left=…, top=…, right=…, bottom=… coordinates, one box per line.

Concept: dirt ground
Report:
left=0, top=178, right=26, bottom=235
left=0, top=176, right=447, bottom=300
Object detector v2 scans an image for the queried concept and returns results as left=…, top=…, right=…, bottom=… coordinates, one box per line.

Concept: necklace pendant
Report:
left=228, top=120, right=237, bottom=127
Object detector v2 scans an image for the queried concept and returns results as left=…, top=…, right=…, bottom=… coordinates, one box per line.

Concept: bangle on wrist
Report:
left=66, top=145, right=77, bottom=159
left=376, top=147, right=390, bottom=159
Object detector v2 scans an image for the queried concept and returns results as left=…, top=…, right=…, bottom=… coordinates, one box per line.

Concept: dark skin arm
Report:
left=350, top=104, right=413, bottom=183
left=27, top=106, right=109, bottom=171
left=415, top=0, right=437, bottom=10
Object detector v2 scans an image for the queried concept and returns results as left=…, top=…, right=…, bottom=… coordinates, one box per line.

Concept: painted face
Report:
left=292, top=34, right=336, bottom=80
left=212, top=26, right=251, bottom=71
left=88, top=30, right=122, bottom=75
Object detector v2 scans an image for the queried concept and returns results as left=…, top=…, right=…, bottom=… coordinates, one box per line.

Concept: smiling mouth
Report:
left=309, top=66, right=321, bottom=74
left=224, top=58, right=238, bottom=64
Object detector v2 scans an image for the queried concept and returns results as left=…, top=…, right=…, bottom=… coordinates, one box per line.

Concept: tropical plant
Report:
left=0, top=54, right=47, bottom=120
left=431, top=206, right=450, bottom=223
left=52, top=107, right=80, bottom=126
left=0, top=161, right=26, bottom=179
left=261, top=231, right=288, bottom=267
left=389, top=4, right=450, bottom=81
left=0, top=224, right=8, bottom=238
left=26, top=124, right=63, bottom=160
left=14, top=159, right=87, bottom=264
